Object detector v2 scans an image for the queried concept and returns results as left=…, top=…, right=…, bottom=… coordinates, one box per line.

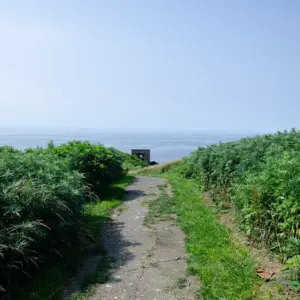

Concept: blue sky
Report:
left=0, top=0, right=299, bottom=131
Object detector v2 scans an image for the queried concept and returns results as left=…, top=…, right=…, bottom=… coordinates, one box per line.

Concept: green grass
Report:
left=141, top=165, right=257, bottom=299
left=143, top=191, right=176, bottom=226
left=171, top=175, right=256, bottom=299
left=83, top=175, right=134, bottom=239
left=17, top=176, right=133, bottom=300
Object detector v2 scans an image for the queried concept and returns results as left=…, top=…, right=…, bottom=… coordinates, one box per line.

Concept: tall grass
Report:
left=0, top=141, right=144, bottom=296
left=180, top=130, right=300, bottom=287
left=0, top=148, right=90, bottom=294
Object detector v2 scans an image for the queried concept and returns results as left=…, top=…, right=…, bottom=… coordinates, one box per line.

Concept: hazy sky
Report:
left=0, top=1, right=299, bottom=131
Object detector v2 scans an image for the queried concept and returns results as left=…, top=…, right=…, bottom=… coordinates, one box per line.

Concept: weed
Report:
left=174, top=276, right=187, bottom=289
left=143, top=193, right=176, bottom=226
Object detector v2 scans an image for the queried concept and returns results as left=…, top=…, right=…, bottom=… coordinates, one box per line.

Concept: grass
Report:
left=171, top=175, right=256, bottom=299
left=140, top=165, right=257, bottom=299
left=17, top=176, right=133, bottom=300
left=143, top=186, right=176, bottom=227
left=139, top=163, right=299, bottom=299
left=0, top=141, right=145, bottom=297
left=83, top=175, right=134, bottom=238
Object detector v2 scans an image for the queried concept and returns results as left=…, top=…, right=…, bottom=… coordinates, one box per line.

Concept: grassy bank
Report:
left=174, top=178, right=256, bottom=300
left=0, top=141, right=143, bottom=299
left=137, top=161, right=298, bottom=299
left=139, top=165, right=257, bottom=299
left=179, top=130, right=300, bottom=291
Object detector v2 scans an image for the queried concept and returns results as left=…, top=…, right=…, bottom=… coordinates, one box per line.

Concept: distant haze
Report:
left=0, top=1, right=299, bottom=132
left=0, top=128, right=255, bottom=162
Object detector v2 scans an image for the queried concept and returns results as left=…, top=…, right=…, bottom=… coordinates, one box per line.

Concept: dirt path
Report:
left=84, top=176, right=197, bottom=300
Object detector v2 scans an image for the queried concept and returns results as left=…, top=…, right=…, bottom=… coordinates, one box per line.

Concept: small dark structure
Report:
left=131, top=149, right=150, bottom=164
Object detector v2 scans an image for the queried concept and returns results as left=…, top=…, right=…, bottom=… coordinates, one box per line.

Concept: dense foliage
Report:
left=181, top=130, right=300, bottom=265
left=0, top=141, right=144, bottom=295
left=46, top=141, right=125, bottom=195
left=0, top=148, right=90, bottom=293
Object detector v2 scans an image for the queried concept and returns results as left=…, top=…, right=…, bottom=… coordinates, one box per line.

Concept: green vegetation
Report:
left=144, top=191, right=176, bottom=226
left=45, top=141, right=125, bottom=195
left=2, top=129, right=300, bottom=298
left=0, top=141, right=142, bottom=299
left=180, top=130, right=300, bottom=289
left=19, top=198, right=120, bottom=300
left=174, top=277, right=188, bottom=290
left=109, top=148, right=148, bottom=171
left=171, top=175, right=256, bottom=299
left=140, top=164, right=257, bottom=299
left=68, top=176, right=134, bottom=300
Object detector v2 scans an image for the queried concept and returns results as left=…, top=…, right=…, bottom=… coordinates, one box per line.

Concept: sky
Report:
left=0, top=0, right=299, bottom=132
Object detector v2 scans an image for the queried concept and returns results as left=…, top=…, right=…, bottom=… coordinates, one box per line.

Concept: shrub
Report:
left=231, top=152, right=300, bottom=258
left=0, top=141, right=139, bottom=295
left=0, top=148, right=91, bottom=293
left=48, top=141, right=125, bottom=195
left=180, top=147, right=205, bottom=182
left=183, top=130, right=300, bottom=260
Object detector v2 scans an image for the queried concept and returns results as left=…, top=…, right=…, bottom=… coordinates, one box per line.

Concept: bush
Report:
left=231, top=152, right=300, bottom=258
left=183, top=130, right=300, bottom=260
left=0, top=141, right=137, bottom=295
left=180, top=147, right=205, bottom=182
left=48, top=141, right=125, bottom=195
left=0, top=148, right=91, bottom=293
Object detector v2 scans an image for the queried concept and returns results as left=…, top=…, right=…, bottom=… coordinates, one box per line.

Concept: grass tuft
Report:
left=143, top=192, right=176, bottom=227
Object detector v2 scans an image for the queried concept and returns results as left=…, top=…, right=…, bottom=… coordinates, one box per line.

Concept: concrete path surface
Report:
left=68, top=176, right=197, bottom=300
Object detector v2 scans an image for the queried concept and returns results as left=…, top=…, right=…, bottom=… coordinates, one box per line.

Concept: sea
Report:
left=0, top=128, right=256, bottom=163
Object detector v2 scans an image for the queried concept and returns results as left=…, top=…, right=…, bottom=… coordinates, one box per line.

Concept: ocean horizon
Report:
left=0, top=127, right=257, bottom=163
